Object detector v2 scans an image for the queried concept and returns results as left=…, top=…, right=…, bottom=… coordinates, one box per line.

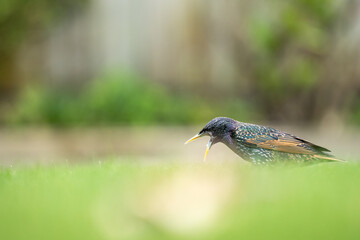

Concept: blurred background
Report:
left=1, top=0, right=360, bottom=164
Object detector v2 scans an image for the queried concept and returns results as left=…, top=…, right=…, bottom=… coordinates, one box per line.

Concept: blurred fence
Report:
left=1, top=0, right=360, bottom=125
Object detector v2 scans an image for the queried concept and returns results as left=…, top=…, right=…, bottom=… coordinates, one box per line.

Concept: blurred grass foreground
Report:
left=1, top=161, right=360, bottom=240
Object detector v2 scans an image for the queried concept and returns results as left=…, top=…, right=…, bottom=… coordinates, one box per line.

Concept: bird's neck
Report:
left=221, top=132, right=252, bottom=161
left=221, top=134, right=236, bottom=149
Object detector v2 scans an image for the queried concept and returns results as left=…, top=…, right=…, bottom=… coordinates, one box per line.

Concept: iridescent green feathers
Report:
left=234, top=123, right=341, bottom=162
left=186, top=117, right=342, bottom=164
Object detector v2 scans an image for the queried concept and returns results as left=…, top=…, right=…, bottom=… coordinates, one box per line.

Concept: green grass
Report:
left=0, top=160, right=360, bottom=240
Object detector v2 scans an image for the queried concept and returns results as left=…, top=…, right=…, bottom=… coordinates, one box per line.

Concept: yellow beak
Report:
left=184, top=134, right=202, bottom=144
left=203, top=140, right=212, bottom=161
left=185, top=133, right=213, bottom=161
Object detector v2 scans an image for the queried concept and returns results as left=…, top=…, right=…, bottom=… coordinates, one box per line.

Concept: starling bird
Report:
left=185, top=117, right=342, bottom=164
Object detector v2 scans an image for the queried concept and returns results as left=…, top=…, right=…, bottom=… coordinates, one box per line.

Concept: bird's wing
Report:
left=246, top=135, right=328, bottom=155
left=238, top=125, right=331, bottom=155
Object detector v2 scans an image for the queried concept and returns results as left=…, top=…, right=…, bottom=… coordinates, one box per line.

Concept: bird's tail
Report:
left=313, top=154, right=345, bottom=162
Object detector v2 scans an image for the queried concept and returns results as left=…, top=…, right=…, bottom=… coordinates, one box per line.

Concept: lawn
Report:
left=0, top=160, right=359, bottom=240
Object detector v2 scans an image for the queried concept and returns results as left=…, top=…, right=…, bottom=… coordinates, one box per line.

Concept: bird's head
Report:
left=185, top=117, right=237, bottom=161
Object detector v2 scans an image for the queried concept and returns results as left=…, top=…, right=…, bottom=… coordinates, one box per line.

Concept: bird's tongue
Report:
left=204, top=139, right=213, bottom=161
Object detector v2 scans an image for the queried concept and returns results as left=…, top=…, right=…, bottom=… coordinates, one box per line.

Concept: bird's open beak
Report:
left=184, top=133, right=203, bottom=144
left=185, top=133, right=213, bottom=161
left=203, top=139, right=213, bottom=161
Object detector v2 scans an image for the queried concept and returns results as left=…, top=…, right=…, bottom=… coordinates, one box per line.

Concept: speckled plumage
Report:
left=186, top=117, right=341, bottom=164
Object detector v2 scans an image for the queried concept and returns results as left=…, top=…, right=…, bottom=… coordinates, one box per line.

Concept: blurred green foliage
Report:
left=351, top=101, right=360, bottom=126
left=0, top=161, right=360, bottom=240
left=9, top=72, right=257, bottom=126
left=1, top=0, right=358, bottom=125
left=243, top=0, right=345, bottom=120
